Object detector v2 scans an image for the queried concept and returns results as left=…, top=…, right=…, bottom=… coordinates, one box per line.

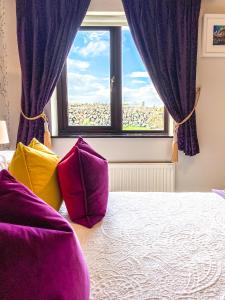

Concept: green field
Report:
left=123, top=125, right=149, bottom=131
left=68, top=103, right=164, bottom=129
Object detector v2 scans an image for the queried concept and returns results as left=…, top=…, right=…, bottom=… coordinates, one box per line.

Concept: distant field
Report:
left=68, top=103, right=164, bottom=130
left=123, top=126, right=151, bottom=131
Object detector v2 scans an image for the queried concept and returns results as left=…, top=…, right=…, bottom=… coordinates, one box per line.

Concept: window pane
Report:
left=67, top=30, right=111, bottom=126
left=122, top=27, right=164, bottom=131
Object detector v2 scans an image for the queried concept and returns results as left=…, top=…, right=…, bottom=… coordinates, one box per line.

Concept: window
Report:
left=57, top=26, right=168, bottom=136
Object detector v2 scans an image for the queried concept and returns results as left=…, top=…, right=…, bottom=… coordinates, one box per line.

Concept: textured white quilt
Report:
left=60, top=192, right=225, bottom=300
left=0, top=150, right=14, bottom=170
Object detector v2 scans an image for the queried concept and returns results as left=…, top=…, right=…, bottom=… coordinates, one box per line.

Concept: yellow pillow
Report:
left=9, top=138, right=62, bottom=210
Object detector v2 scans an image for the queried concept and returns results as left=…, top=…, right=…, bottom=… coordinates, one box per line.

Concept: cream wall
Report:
left=2, top=0, right=225, bottom=191
left=3, top=0, right=20, bottom=147
left=0, top=0, right=9, bottom=143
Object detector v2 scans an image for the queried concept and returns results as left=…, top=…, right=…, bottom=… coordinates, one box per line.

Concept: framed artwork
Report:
left=202, top=14, right=225, bottom=57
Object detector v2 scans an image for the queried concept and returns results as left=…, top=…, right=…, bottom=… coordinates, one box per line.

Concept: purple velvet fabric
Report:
left=0, top=170, right=90, bottom=300
left=75, top=138, right=109, bottom=228
left=57, top=137, right=109, bottom=228
left=78, top=148, right=109, bottom=227
left=122, top=0, right=201, bottom=156
left=16, top=0, right=90, bottom=145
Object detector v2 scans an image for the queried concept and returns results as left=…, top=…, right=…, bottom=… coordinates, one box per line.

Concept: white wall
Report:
left=3, top=0, right=225, bottom=191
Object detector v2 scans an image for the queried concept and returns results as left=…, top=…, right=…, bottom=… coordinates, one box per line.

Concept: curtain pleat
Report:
left=16, top=0, right=91, bottom=145
left=122, top=0, right=201, bottom=156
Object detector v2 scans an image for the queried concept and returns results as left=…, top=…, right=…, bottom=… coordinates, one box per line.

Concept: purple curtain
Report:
left=122, top=0, right=201, bottom=156
left=16, top=0, right=90, bottom=145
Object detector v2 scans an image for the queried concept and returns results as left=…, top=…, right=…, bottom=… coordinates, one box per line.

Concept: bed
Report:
left=0, top=150, right=14, bottom=169
left=60, top=192, right=225, bottom=300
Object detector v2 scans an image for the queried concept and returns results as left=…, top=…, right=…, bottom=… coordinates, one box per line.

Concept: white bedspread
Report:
left=0, top=150, right=14, bottom=170
left=60, top=192, right=225, bottom=300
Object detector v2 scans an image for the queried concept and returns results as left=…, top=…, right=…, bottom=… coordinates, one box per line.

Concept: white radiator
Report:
left=109, top=163, right=175, bottom=192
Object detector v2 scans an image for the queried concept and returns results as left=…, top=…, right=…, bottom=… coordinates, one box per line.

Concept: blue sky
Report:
left=67, top=27, right=162, bottom=107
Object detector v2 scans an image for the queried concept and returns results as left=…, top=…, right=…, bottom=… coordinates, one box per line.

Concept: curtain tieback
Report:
left=171, top=87, right=201, bottom=163
left=21, top=110, right=52, bottom=149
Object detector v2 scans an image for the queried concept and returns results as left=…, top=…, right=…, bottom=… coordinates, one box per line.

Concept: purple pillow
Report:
left=0, top=169, right=90, bottom=300
left=58, top=137, right=109, bottom=228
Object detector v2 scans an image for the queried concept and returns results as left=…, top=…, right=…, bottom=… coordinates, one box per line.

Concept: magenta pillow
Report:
left=0, top=169, right=90, bottom=300
left=57, top=137, right=109, bottom=228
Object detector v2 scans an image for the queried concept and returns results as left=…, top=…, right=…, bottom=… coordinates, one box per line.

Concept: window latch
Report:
left=110, top=76, right=115, bottom=93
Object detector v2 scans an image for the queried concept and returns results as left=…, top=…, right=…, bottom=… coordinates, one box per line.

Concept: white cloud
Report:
left=72, top=31, right=109, bottom=57
left=71, top=45, right=79, bottom=53
left=67, top=72, right=162, bottom=107
left=67, top=59, right=90, bottom=71
left=129, top=71, right=149, bottom=78
left=67, top=72, right=109, bottom=104
left=131, top=79, right=146, bottom=84
left=79, top=40, right=109, bottom=57
left=123, top=85, right=163, bottom=107
left=89, top=31, right=108, bottom=41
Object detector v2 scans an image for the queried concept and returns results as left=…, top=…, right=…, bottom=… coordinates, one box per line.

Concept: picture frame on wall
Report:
left=202, top=14, right=225, bottom=57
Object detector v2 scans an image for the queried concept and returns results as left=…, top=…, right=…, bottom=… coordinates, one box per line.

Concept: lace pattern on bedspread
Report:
left=60, top=192, right=225, bottom=300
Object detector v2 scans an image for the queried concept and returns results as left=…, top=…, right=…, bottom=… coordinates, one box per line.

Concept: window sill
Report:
left=52, top=133, right=173, bottom=139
